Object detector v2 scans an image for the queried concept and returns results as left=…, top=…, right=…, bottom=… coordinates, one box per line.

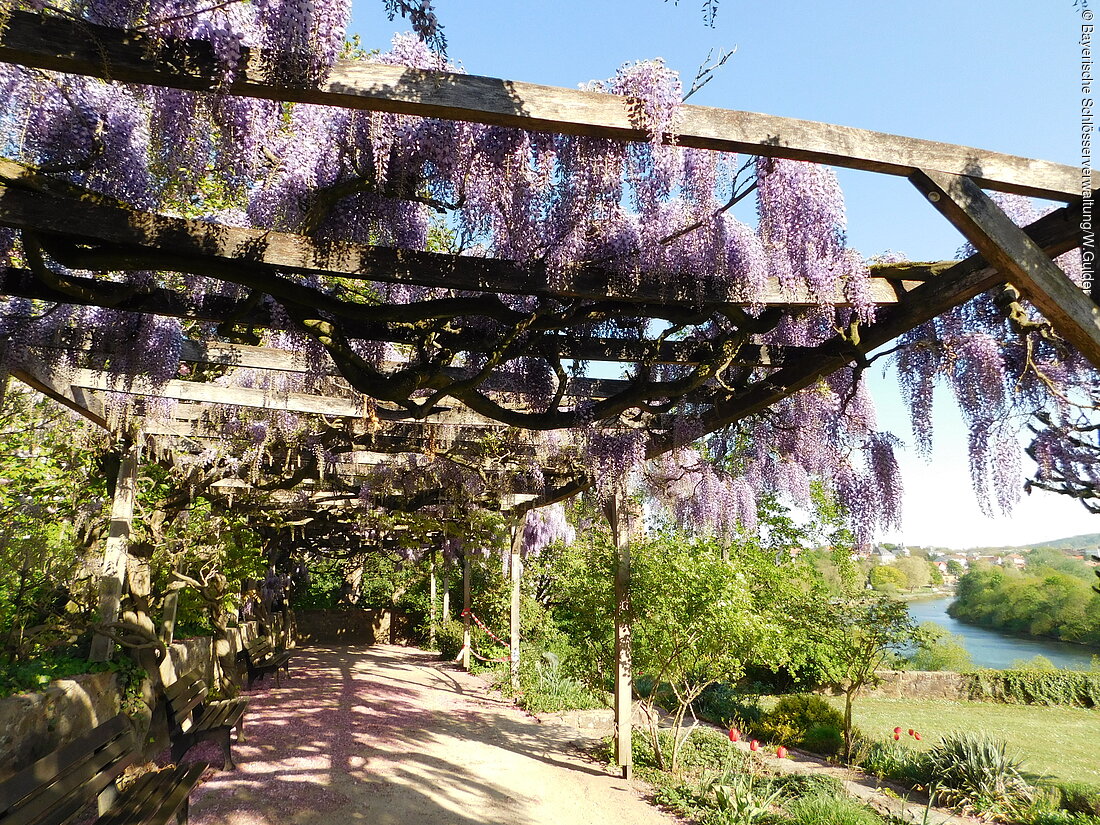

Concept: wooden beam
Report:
left=0, top=270, right=789, bottom=365
left=910, top=170, right=1100, bottom=368
left=0, top=11, right=1077, bottom=200
left=8, top=355, right=111, bottom=429
left=0, top=176, right=922, bottom=306
left=89, top=437, right=142, bottom=662
left=60, top=367, right=511, bottom=424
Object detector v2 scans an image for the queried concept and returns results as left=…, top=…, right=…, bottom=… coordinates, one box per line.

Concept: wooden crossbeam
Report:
left=910, top=170, right=1100, bottom=369
left=0, top=11, right=1078, bottom=200
left=0, top=269, right=791, bottom=365
left=0, top=175, right=921, bottom=306
left=60, top=367, right=513, bottom=425
left=8, top=354, right=110, bottom=429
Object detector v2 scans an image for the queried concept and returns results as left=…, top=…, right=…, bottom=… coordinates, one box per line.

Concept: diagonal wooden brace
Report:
left=910, top=169, right=1100, bottom=369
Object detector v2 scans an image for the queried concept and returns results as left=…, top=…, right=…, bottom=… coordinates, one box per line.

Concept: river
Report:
left=906, top=596, right=1099, bottom=670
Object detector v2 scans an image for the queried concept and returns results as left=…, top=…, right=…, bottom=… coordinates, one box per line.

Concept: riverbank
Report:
left=906, top=596, right=1100, bottom=670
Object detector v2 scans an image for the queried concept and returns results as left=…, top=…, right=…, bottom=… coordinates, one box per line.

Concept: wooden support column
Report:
left=89, top=437, right=142, bottom=662
left=429, top=547, right=438, bottom=647
left=442, top=562, right=451, bottom=622
left=911, top=169, right=1100, bottom=368
left=606, top=493, right=633, bottom=780
left=509, top=512, right=528, bottom=695
left=462, top=552, right=472, bottom=671
left=160, top=587, right=179, bottom=647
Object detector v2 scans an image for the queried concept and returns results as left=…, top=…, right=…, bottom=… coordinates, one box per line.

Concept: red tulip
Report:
left=728, top=728, right=740, bottom=742
left=893, top=733, right=900, bottom=741
left=908, top=729, right=915, bottom=736
left=914, top=732, right=922, bottom=741
left=749, top=739, right=759, bottom=752
left=893, top=726, right=902, bottom=734
left=776, top=745, right=788, bottom=759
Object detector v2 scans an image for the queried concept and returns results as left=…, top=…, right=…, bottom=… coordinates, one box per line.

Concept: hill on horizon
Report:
left=916, top=532, right=1100, bottom=555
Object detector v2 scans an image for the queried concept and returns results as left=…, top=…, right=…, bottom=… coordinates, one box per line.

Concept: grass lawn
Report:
left=825, top=695, right=1100, bottom=785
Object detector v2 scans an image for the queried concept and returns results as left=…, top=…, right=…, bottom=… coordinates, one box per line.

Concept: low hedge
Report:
left=966, top=669, right=1100, bottom=708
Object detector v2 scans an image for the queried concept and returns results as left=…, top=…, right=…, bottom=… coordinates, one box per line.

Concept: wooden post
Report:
left=160, top=588, right=179, bottom=647
left=429, top=547, right=437, bottom=647
left=607, top=492, right=633, bottom=780
left=441, top=561, right=451, bottom=622
left=461, top=551, right=472, bottom=671
left=509, top=512, right=527, bottom=695
left=89, top=437, right=142, bottom=662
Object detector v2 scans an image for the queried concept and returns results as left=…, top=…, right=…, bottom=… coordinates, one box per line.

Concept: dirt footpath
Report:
left=188, top=645, right=679, bottom=825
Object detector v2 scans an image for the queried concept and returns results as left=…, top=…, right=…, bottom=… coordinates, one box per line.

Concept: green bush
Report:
left=857, top=739, right=932, bottom=787
left=754, top=693, right=845, bottom=749
left=967, top=669, right=1100, bottom=708
left=676, top=726, right=754, bottom=774
left=925, top=731, right=1034, bottom=818
left=769, top=773, right=846, bottom=801
left=693, top=683, right=766, bottom=728
left=1023, top=812, right=1100, bottom=825
left=767, top=694, right=845, bottom=733
left=801, top=724, right=845, bottom=757
left=518, top=654, right=606, bottom=713
left=696, top=771, right=784, bottom=825
left=780, top=792, right=885, bottom=825
left=436, top=619, right=465, bottom=661
left=1058, top=782, right=1100, bottom=816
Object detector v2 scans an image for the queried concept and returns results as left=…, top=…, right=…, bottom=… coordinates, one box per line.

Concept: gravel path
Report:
left=188, top=645, right=679, bottom=825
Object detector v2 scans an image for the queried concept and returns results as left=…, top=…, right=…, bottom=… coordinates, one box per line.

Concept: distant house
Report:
left=1007, top=555, right=1026, bottom=568
left=872, top=546, right=897, bottom=564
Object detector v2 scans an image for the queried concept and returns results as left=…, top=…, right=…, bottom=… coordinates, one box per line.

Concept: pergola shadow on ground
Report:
left=183, top=645, right=674, bottom=825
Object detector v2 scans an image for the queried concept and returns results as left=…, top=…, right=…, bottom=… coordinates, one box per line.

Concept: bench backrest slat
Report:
left=0, top=715, right=136, bottom=825
left=164, top=673, right=208, bottom=730
left=244, top=638, right=272, bottom=661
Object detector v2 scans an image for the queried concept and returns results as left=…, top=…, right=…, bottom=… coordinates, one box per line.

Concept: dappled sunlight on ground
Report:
left=183, top=645, right=674, bottom=825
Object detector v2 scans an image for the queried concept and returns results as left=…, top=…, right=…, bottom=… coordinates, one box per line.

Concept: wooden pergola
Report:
left=0, top=9, right=1093, bottom=778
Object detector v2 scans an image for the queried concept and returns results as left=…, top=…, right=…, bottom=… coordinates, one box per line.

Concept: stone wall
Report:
left=0, top=613, right=295, bottom=780
left=295, top=608, right=416, bottom=645
left=0, top=671, right=122, bottom=781
left=864, top=669, right=970, bottom=701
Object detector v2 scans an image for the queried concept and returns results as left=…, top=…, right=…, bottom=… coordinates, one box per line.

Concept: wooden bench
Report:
left=163, top=672, right=248, bottom=771
left=239, top=637, right=291, bottom=690
left=0, top=713, right=206, bottom=825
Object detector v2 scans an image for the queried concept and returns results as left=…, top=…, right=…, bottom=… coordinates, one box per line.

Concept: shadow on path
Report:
left=186, top=645, right=671, bottom=825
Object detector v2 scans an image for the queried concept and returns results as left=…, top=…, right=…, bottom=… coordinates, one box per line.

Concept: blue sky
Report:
left=347, top=0, right=1097, bottom=548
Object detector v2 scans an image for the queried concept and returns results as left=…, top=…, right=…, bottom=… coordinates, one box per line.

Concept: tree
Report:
left=870, top=564, right=907, bottom=592
left=905, top=622, right=972, bottom=672
left=803, top=595, right=917, bottom=759
left=628, top=532, right=785, bottom=773
left=894, top=556, right=932, bottom=591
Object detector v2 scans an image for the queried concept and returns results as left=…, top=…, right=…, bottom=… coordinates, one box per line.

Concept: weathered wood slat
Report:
left=910, top=169, right=1100, bottom=369
left=0, top=174, right=922, bottom=306
left=0, top=276, right=782, bottom=364
left=0, top=10, right=1078, bottom=199
left=0, top=716, right=130, bottom=816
